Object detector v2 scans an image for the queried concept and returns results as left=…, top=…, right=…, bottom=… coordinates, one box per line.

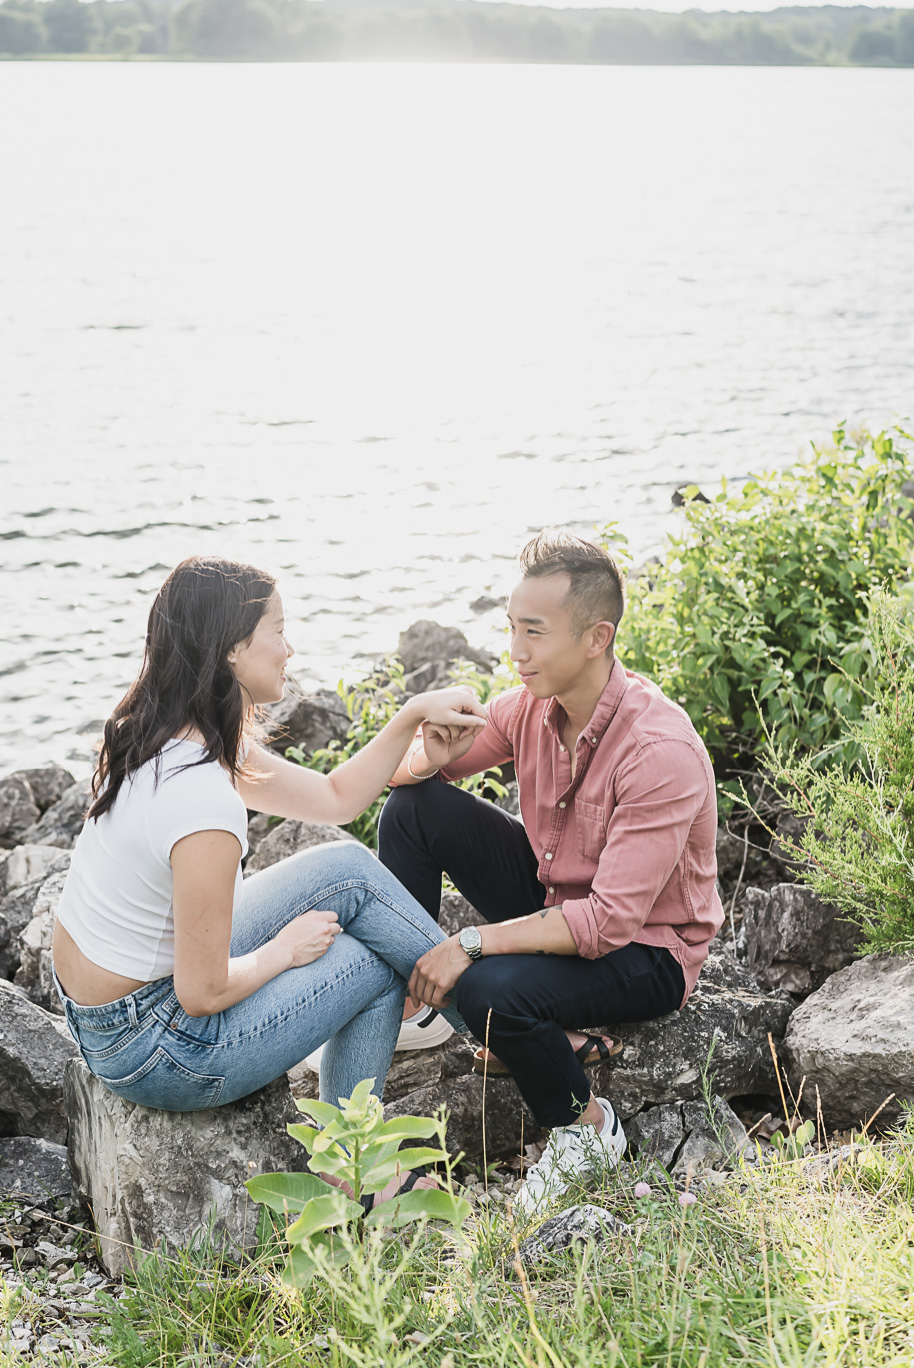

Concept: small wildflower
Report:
left=679, top=1191, right=698, bottom=1207
left=634, top=1182, right=652, bottom=1198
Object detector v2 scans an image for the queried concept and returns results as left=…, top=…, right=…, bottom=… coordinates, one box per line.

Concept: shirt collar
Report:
left=542, top=659, right=628, bottom=746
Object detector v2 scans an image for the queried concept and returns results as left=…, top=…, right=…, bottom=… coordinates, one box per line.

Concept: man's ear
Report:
left=587, top=621, right=615, bottom=657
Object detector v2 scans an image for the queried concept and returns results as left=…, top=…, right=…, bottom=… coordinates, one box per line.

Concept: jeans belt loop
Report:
left=126, top=994, right=139, bottom=1028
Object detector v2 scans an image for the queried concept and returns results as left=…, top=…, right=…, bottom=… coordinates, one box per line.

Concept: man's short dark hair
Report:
left=518, top=529, right=626, bottom=639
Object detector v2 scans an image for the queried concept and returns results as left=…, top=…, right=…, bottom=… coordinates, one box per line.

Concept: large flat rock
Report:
left=65, top=1061, right=311, bottom=1275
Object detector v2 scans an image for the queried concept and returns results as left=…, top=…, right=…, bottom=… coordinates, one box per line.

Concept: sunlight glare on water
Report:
left=2, top=62, right=913, bottom=772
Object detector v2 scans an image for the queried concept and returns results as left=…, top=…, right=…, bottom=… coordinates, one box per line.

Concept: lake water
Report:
left=2, top=62, right=913, bottom=776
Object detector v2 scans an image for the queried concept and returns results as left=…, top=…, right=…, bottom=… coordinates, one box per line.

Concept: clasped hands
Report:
left=408, top=935, right=474, bottom=1011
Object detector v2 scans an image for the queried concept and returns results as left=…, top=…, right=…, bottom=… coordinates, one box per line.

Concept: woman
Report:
left=52, top=555, right=485, bottom=1132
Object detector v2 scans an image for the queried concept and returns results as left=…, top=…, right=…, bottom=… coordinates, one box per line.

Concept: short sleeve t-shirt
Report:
left=56, top=740, right=249, bottom=981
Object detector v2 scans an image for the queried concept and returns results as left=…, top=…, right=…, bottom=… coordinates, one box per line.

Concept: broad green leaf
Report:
left=287, top=1123, right=319, bottom=1150
left=366, top=1189, right=472, bottom=1230
left=244, top=1171, right=329, bottom=1215
left=373, top=1116, right=439, bottom=1142
left=286, top=1192, right=363, bottom=1243
left=295, top=1098, right=346, bottom=1127
left=282, top=1231, right=352, bottom=1287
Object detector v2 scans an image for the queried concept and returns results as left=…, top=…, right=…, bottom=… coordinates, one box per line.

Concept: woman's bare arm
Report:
left=171, top=831, right=341, bottom=1016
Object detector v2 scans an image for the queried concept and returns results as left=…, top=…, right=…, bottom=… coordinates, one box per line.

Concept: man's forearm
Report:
left=479, top=905, right=578, bottom=957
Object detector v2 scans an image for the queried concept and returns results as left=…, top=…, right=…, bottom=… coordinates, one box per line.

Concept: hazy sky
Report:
left=475, top=1, right=905, bottom=13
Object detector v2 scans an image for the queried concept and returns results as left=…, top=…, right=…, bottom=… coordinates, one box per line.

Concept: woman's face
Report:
left=228, top=591, right=294, bottom=706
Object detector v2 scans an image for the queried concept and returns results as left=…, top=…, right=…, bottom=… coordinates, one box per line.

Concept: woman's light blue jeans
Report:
left=56, top=841, right=466, bottom=1112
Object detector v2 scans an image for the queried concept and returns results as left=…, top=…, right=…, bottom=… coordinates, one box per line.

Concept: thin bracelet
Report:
left=407, top=749, right=439, bottom=780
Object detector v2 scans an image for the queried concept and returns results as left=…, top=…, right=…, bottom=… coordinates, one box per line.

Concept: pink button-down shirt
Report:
left=439, top=662, right=723, bottom=1006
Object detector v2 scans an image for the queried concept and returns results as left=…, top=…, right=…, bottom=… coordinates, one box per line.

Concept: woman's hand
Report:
left=272, top=910, right=341, bottom=967
left=409, top=686, right=488, bottom=735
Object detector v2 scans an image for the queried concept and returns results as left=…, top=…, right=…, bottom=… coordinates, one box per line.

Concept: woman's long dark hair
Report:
left=88, top=556, right=276, bottom=821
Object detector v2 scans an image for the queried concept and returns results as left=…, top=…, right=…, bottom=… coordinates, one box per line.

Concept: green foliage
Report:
left=761, top=592, right=914, bottom=957
left=616, top=427, right=914, bottom=786
left=5, top=0, right=914, bottom=66
left=287, top=654, right=514, bottom=850
left=245, top=1078, right=470, bottom=1289
left=770, top=1119, right=817, bottom=1161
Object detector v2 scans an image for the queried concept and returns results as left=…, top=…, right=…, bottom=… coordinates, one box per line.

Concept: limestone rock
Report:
left=397, top=620, right=497, bottom=693
left=516, top=1204, right=633, bottom=1268
left=626, top=1096, right=753, bottom=1173
left=263, top=677, right=350, bottom=756
left=742, top=883, right=863, bottom=996
left=15, top=869, right=68, bottom=1013
left=782, top=954, right=914, bottom=1130
left=65, top=1061, right=311, bottom=1275
left=592, top=949, right=795, bottom=1120
left=245, top=821, right=358, bottom=875
left=0, top=844, right=70, bottom=900
left=0, top=1136, right=71, bottom=1199
left=0, top=855, right=70, bottom=983
left=437, top=890, right=485, bottom=937
left=0, top=776, right=40, bottom=850
left=9, top=767, right=76, bottom=815
left=382, top=1034, right=546, bottom=1163
left=0, top=979, right=78, bottom=1142
left=21, top=784, right=90, bottom=851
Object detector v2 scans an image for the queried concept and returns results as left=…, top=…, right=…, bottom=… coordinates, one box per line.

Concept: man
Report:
left=379, top=529, right=723, bottom=1213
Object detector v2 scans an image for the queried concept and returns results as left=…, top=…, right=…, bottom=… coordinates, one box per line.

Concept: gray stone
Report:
left=9, top=767, right=76, bottom=816
left=437, top=890, right=485, bottom=937
left=0, top=979, right=78, bottom=1142
left=245, top=821, right=358, bottom=875
left=21, top=784, right=90, bottom=851
left=263, top=677, right=350, bottom=757
left=0, top=1136, right=71, bottom=1199
left=782, top=954, right=914, bottom=1130
left=516, top=1204, right=633, bottom=1268
left=0, top=844, right=70, bottom=900
left=15, top=868, right=68, bottom=1013
left=0, top=776, right=40, bottom=850
left=716, top=826, right=748, bottom=884
left=627, top=1096, right=753, bottom=1174
left=0, top=857, right=70, bottom=983
left=65, top=1061, right=311, bottom=1275
left=742, top=883, right=863, bottom=996
left=382, top=1034, right=546, bottom=1163
left=397, top=620, right=497, bottom=681
left=593, top=949, right=795, bottom=1120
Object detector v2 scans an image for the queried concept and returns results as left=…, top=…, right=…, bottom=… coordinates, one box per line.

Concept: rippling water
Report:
left=2, top=62, right=913, bottom=775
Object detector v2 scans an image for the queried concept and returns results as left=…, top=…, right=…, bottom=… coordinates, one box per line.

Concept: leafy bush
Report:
left=245, top=1078, right=469, bottom=1288
left=615, top=427, right=914, bottom=786
left=288, top=654, right=517, bottom=848
left=761, top=592, right=914, bottom=956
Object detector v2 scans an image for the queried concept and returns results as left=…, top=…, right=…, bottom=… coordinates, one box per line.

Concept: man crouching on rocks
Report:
left=379, top=529, right=724, bottom=1214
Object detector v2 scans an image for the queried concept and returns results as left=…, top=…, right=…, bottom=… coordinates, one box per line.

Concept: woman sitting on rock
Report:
left=52, top=555, right=484, bottom=1127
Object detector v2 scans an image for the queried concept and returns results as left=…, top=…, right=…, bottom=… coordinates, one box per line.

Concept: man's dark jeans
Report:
left=378, top=781, right=685, bottom=1128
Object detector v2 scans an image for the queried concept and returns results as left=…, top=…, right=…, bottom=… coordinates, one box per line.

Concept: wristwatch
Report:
left=458, top=926, right=483, bottom=961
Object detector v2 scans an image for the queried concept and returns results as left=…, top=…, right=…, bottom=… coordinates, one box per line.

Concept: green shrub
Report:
left=761, top=591, right=914, bottom=956
left=614, top=427, right=914, bottom=787
left=288, top=654, right=518, bottom=848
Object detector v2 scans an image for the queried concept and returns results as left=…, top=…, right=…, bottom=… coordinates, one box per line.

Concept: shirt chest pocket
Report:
left=575, top=799, right=606, bottom=864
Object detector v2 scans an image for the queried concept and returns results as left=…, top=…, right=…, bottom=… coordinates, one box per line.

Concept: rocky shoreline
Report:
left=2, top=619, right=912, bottom=1357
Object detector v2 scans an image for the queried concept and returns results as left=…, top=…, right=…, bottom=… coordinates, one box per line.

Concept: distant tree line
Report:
left=2, top=0, right=914, bottom=66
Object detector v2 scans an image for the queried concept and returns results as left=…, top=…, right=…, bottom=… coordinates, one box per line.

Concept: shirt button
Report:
left=545, top=852, right=553, bottom=860
left=549, top=886, right=555, bottom=895
left=590, top=737, right=597, bottom=745
left=558, top=801, right=566, bottom=809
left=559, top=744, right=566, bottom=752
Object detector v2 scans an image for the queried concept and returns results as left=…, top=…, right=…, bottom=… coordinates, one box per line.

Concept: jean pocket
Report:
left=75, top=1020, right=144, bottom=1061
left=99, top=1046, right=225, bottom=1111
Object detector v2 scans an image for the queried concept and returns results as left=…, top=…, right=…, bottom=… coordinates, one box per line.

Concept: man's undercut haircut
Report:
left=519, top=529, right=626, bottom=639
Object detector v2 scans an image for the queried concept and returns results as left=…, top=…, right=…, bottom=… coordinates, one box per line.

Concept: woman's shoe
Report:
left=471, top=1033, right=623, bottom=1077
left=395, top=1005, right=455, bottom=1052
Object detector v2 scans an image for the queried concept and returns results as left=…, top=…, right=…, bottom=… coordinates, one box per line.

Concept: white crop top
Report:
left=56, top=740, right=249, bottom=981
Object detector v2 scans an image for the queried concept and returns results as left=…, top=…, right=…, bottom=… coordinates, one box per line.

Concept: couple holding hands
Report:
left=52, top=530, right=723, bottom=1214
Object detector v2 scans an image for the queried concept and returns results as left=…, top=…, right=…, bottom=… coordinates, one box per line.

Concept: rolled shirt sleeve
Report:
left=560, top=738, right=711, bottom=960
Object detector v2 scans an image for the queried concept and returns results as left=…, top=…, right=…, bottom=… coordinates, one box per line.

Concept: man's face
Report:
left=506, top=573, right=593, bottom=699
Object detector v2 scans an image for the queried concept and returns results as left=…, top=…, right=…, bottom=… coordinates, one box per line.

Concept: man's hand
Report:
left=419, top=717, right=478, bottom=771
left=408, top=936, right=473, bottom=1011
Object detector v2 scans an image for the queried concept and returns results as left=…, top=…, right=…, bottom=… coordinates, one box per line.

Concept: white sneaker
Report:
left=395, top=1005, right=455, bottom=1052
left=516, top=1099, right=626, bottom=1215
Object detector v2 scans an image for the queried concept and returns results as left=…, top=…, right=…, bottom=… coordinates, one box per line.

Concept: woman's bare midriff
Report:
left=52, top=921, right=151, bottom=1006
